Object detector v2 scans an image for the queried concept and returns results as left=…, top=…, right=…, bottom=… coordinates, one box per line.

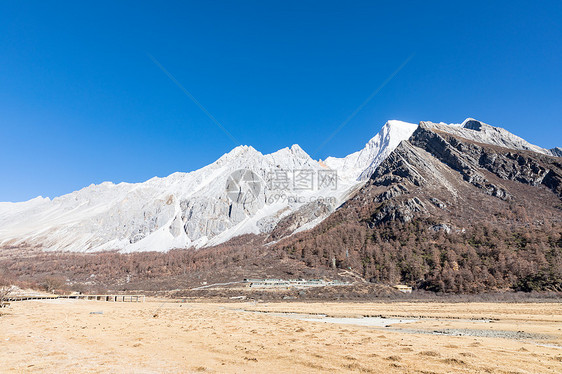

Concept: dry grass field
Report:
left=1, top=299, right=561, bottom=373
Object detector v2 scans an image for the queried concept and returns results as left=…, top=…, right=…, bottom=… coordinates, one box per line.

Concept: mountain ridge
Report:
left=0, top=118, right=559, bottom=256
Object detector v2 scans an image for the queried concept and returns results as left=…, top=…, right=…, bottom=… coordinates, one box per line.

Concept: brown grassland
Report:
left=1, top=299, right=561, bottom=373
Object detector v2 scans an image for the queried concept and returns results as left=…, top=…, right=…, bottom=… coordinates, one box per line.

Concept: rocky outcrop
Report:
left=429, top=197, right=447, bottom=209
left=370, top=142, right=427, bottom=188
left=423, top=119, right=552, bottom=156
left=407, top=124, right=510, bottom=200
left=543, top=170, right=562, bottom=198
left=429, top=223, right=452, bottom=234
left=372, top=185, right=409, bottom=203
left=267, top=200, right=336, bottom=241
left=370, top=197, right=425, bottom=224
left=550, top=147, right=562, bottom=157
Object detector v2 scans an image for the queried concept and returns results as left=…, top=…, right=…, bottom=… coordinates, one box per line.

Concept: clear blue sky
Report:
left=1, top=1, right=561, bottom=202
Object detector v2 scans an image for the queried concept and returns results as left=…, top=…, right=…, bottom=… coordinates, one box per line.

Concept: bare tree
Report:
left=41, top=276, right=66, bottom=294
left=0, top=285, right=14, bottom=307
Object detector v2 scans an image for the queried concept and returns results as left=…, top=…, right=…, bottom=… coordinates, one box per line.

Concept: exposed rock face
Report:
left=370, top=197, right=425, bottom=224
left=368, top=143, right=426, bottom=188
left=408, top=124, right=562, bottom=198
left=407, top=125, right=510, bottom=200
left=324, top=120, right=418, bottom=181
left=429, top=223, right=452, bottom=234
left=423, top=118, right=553, bottom=156
left=268, top=199, right=337, bottom=241
left=372, top=185, right=409, bottom=203
left=429, top=197, right=447, bottom=209
left=550, top=147, right=562, bottom=157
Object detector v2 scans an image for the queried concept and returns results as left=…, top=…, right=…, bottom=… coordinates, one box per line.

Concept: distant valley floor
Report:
left=1, top=300, right=561, bottom=373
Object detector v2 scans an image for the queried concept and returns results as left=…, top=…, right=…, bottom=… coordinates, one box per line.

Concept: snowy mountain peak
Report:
left=460, top=117, right=484, bottom=129
left=219, top=144, right=260, bottom=160
left=290, top=144, right=307, bottom=155
left=324, top=120, right=418, bottom=181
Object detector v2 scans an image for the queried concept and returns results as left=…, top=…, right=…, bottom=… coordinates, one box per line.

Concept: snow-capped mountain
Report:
left=0, top=144, right=323, bottom=252
left=323, top=120, right=418, bottom=181
left=0, top=120, right=414, bottom=253
left=0, top=118, right=557, bottom=253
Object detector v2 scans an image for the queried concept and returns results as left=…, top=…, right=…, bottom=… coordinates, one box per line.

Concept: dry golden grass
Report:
left=1, top=299, right=561, bottom=373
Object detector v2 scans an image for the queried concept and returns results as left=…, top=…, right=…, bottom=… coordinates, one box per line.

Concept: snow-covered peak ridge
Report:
left=214, top=143, right=315, bottom=167
left=0, top=139, right=330, bottom=253
left=266, top=144, right=313, bottom=162
left=424, top=118, right=552, bottom=156
left=324, top=120, right=418, bottom=181
left=0, top=195, right=50, bottom=206
left=215, top=145, right=260, bottom=164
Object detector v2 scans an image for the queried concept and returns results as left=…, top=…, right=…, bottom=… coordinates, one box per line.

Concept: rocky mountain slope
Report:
left=275, top=120, right=562, bottom=292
